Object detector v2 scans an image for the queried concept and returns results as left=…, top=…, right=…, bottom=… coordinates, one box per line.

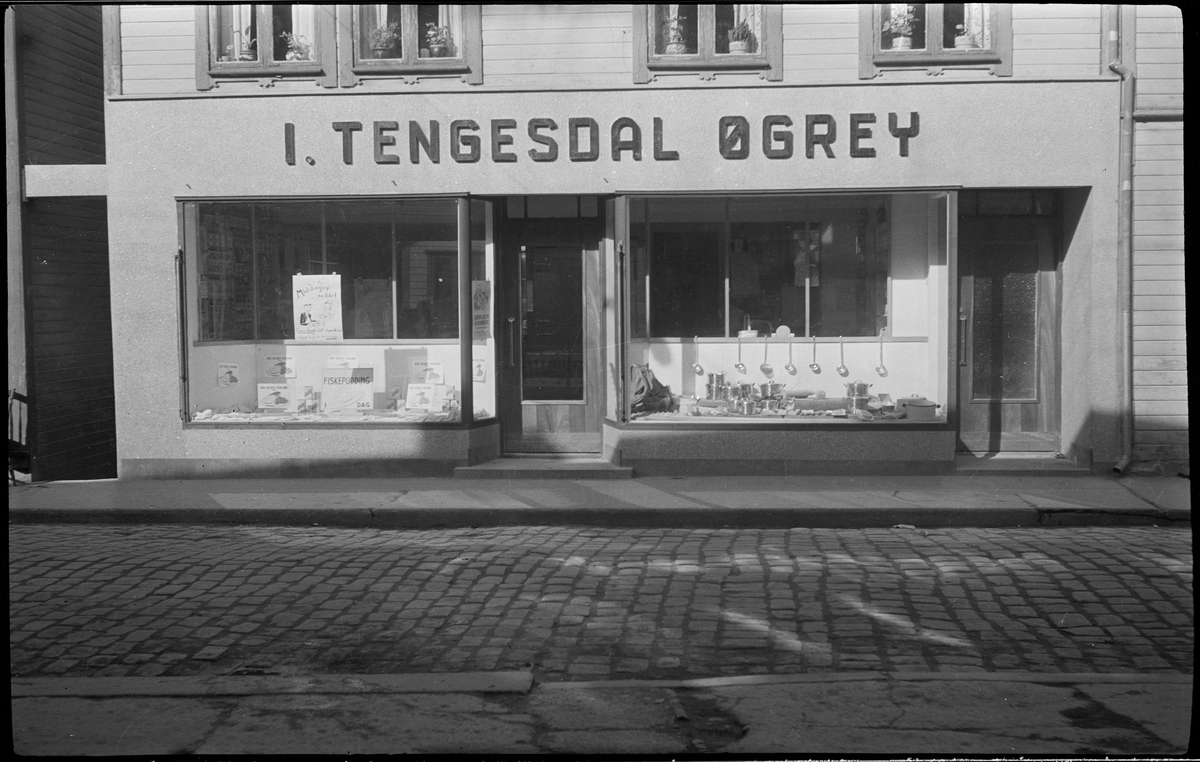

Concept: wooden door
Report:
left=957, top=216, right=1060, bottom=453
left=499, top=218, right=604, bottom=453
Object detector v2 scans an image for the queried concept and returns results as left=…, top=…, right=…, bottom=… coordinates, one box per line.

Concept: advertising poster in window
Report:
left=257, top=383, right=291, bottom=410
left=405, top=383, right=444, bottom=412
left=217, top=362, right=240, bottom=386
left=472, top=280, right=492, bottom=340
left=293, top=274, right=343, bottom=341
left=321, top=367, right=374, bottom=414
left=264, top=354, right=295, bottom=378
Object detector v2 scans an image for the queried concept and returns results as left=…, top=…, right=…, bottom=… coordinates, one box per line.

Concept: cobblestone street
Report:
left=9, top=525, right=1193, bottom=681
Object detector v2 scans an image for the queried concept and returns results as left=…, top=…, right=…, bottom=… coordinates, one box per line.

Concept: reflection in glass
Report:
left=522, top=247, right=584, bottom=401
left=972, top=244, right=1038, bottom=399
left=881, top=3, right=926, bottom=50
left=653, top=4, right=698, bottom=55
left=214, top=5, right=258, bottom=62
left=716, top=4, right=761, bottom=54
left=359, top=4, right=403, bottom=59
left=271, top=5, right=317, bottom=61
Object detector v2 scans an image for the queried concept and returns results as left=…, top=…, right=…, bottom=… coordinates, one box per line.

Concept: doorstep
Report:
left=455, top=455, right=634, bottom=479
left=955, top=452, right=1092, bottom=476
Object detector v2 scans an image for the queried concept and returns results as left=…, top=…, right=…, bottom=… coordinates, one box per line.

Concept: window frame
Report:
left=858, top=3, right=1012, bottom=79
left=338, top=5, right=483, bottom=86
left=195, top=5, right=338, bottom=90
left=633, top=4, right=782, bottom=84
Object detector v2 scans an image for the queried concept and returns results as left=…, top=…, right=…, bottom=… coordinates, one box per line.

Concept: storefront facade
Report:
left=81, top=5, right=1184, bottom=478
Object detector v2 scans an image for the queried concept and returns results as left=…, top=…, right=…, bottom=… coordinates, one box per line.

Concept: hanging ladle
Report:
left=734, top=334, right=747, bottom=374
left=785, top=338, right=797, bottom=374
left=876, top=329, right=887, bottom=375
left=691, top=336, right=704, bottom=375
left=760, top=338, right=774, bottom=376
left=808, top=335, right=820, bottom=373
left=836, top=336, right=848, bottom=376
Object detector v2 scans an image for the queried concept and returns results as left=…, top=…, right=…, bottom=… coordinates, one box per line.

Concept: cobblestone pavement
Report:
left=9, top=525, right=1193, bottom=681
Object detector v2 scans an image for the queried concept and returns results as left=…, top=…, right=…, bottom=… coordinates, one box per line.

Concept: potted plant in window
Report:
left=727, top=20, right=754, bottom=54
left=425, top=23, right=452, bottom=58
left=663, top=13, right=687, bottom=55
left=368, top=22, right=401, bottom=59
left=953, top=23, right=977, bottom=49
left=280, top=31, right=311, bottom=61
left=882, top=5, right=915, bottom=50
left=232, top=27, right=257, bottom=61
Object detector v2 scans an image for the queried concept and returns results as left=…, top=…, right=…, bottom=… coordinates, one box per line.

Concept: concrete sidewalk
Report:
left=11, top=671, right=1193, bottom=755
left=8, top=474, right=1189, bottom=528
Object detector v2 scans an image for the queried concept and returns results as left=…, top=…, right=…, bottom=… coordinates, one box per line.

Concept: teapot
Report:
left=845, top=381, right=873, bottom=397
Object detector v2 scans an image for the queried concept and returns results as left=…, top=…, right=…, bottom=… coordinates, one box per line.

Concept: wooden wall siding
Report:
left=120, top=3, right=195, bottom=95
left=24, top=197, right=118, bottom=481
left=1010, top=5, right=1101, bottom=79
left=1135, top=6, right=1183, bottom=112
left=481, top=4, right=631, bottom=86
left=1131, top=120, right=1187, bottom=465
left=782, top=3, right=858, bottom=83
left=19, top=4, right=105, bottom=164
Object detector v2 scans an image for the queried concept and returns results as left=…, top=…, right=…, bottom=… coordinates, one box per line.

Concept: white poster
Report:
left=472, top=358, right=487, bottom=382
left=405, top=383, right=444, bottom=412
left=293, top=273, right=343, bottom=341
left=257, top=383, right=291, bottom=409
left=472, top=280, right=492, bottom=341
left=217, top=363, right=240, bottom=386
left=410, top=359, right=445, bottom=384
left=321, top=367, right=374, bottom=414
left=265, top=354, right=295, bottom=378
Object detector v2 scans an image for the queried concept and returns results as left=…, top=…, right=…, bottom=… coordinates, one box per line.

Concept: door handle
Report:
left=507, top=317, right=516, bottom=367
left=958, top=310, right=968, bottom=367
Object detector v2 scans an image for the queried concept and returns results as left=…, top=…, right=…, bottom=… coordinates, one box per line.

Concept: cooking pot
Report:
left=845, top=381, right=873, bottom=397
left=897, top=395, right=926, bottom=410
left=906, top=399, right=939, bottom=421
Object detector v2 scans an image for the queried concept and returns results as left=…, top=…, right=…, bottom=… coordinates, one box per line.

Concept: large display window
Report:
left=181, top=197, right=495, bottom=424
left=624, top=192, right=950, bottom=422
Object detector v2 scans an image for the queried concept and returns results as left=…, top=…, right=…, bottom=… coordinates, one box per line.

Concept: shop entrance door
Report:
left=499, top=218, right=604, bottom=453
left=957, top=213, right=1060, bottom=453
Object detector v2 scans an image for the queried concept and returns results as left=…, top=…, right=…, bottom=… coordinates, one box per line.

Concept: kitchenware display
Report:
left=836, top=336, right=848, bottom=376
left=809, top=335, right=821, bottom=372
left=735, top=336, right=747, bottom=374
left=692, top=337, right=704, bottom=375
left=897, top=395, right=926, bottom=411
left=905, top=399, right=939, bottom=421
left=876, top=330, right=887, bottom=375
left=760, top=340, right=773, bottom=375
left=784, top=339, right=797, bottom=374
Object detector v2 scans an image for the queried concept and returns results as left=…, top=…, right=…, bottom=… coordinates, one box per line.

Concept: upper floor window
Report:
left=341, top=5, right=482, bottom=85
left=634, top=4, right=782, bottom=83
left=859, top=3, right=1012, bottom=78
left=197, top=4, right=337, bottom=89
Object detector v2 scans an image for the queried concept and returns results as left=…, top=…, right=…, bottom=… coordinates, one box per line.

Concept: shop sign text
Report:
left=282, top=113, right=920, bottom=166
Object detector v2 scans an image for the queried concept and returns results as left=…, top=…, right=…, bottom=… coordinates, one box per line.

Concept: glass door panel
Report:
left=521, top=246, right=584, bottom=401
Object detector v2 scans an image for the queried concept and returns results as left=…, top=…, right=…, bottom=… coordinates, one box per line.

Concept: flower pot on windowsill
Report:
left=428, top=42, right=448, bottom=58
left=890, top=35, right=912, bottom=50
left=665, top=42, right=687, bottom=54
left=954, top=35, right=977, bottom=48
left=728, top=40, right=749, bottom=54
left=371, top=45, right=393, bottom=59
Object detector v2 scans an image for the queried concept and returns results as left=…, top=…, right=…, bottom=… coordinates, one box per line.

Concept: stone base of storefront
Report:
left=118, top=422, right=502, bottom=479
left=604, top=422, right=956, bottom=476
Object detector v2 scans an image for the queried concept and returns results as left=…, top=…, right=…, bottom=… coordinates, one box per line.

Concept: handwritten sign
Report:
left=293, top=274, right=343, bottom=341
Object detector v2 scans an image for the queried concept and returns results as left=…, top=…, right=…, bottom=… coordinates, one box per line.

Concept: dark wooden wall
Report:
left=19, top=4, right=105, bottom=164
left=17, top=5, right=116, bottom=480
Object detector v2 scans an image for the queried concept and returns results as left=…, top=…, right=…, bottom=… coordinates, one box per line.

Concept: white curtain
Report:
left=734, top=4, right=763, bottom=38
left=964, top=3, right=988, bottom=47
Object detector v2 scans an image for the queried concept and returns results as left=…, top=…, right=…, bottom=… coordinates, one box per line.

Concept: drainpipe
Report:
left=1108, top=8, right=1135, bottom=474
